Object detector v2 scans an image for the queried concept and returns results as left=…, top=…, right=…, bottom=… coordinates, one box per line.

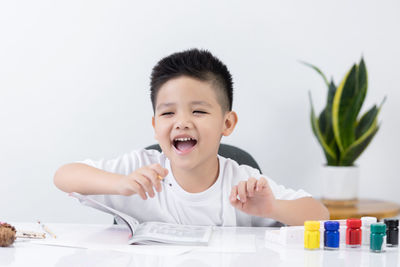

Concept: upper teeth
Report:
left=175, top=137, right=194, bottom=141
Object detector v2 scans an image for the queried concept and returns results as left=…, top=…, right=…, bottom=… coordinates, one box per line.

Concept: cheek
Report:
left=201, top=121, right=225, bottom=138
left=154, top=123, right=170, bottom=139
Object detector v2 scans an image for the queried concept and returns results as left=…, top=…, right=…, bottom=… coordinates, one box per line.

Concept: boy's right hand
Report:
left=115, top=164, right=168, bottom=199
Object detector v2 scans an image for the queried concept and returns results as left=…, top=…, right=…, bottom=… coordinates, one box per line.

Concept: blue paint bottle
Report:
left=324, top=221, right=340, bottom=250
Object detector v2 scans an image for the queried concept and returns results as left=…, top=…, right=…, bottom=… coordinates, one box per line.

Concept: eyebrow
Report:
left=156, top=102, right=175, bottom=110
left=156, top=101, right=212, bottom=110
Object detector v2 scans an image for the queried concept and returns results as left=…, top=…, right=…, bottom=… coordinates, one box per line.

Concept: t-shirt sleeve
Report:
left=237, top=164, right=312, bottom=200
left=77, top=149, right=161, bottom=176
left=250, top=176, right=312, bottom=227
left=265, top=176, right=312, bottom=200
left=224, top=159, right=313, bottom=227
left=74, top=149, right=163, bottom=209
left=233, top=163, right=312, bottom=227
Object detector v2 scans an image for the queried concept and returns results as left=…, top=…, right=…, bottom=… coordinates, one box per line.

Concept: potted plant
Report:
left=303, top=58, right=386, bottom=204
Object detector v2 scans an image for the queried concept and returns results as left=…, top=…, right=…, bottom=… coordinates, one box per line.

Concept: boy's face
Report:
left=152, top=76, right=237, bottom=171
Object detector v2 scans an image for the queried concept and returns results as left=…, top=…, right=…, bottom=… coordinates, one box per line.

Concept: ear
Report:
left=222, top=111, right=238, bottom=136
left=152, top=116, right=158, bottom=140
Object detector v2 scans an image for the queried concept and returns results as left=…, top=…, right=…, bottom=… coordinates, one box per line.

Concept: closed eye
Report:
left=193, top=110, right=207, bottom=114
left=161, top=112, right=174, bottom=116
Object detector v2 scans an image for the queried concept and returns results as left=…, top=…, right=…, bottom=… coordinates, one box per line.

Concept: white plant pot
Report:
left=321, top=165, right=359, bottom=201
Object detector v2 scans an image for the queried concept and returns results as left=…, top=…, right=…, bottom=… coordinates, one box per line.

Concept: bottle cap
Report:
left=371, top=223, right=386, bottom=234
left=361, top=216, right=377, bottom=226
left=304, top=221, right=320, bottom=231
left=324, top=221, right=339, bottom=231
left=384, top=219, right=399, bottom=228
left=347, top=218, right=361, bottom=228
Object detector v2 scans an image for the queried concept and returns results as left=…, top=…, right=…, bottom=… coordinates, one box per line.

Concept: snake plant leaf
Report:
left=325, top=80, right=337, bottom=144
left=327, top=80, right=337, bottom=109
left=340, top=124, right=379, bottom=166
left=332, top=65, right=359, bottom=152
left=318, top=80, right=337, bottom=139
left=300, top=61, right=330, bottom=87
left=304, top=58, right=384, bottom=166
left=355, top=96, right=386, bottom=139
left=341, top=96, right=384, bottom=165
left=354, top=58, right=368, bottom=117
left=309, top=92, right=337, bottom=164
left=355, top=105, right=378, bottom=139
left=318, top=108, right=327, bottom=135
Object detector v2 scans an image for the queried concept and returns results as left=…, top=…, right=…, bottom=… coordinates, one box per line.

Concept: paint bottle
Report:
left=324, top=221, right=340, bottom=250
left=370, top=223, right=386, bottom=253
left=304, top=221, right=320, bottom=250
left=384, top=218, right=399, bottom=247
left=346, top=218, right=362, bottom=248
left=361, top=216, right=377, bottom=246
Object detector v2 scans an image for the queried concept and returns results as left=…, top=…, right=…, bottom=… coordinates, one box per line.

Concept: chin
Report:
left=169, top=154, right=198, bottom=170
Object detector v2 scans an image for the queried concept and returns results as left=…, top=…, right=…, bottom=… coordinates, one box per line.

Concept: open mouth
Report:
left=173, top=137, right=197, bottom=153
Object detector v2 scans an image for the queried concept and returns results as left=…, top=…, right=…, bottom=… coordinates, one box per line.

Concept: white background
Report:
left=1, top=0, right=399, bottom=224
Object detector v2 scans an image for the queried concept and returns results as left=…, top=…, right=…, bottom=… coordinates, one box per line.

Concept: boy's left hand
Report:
left=229, top=177, right=276, bottom=218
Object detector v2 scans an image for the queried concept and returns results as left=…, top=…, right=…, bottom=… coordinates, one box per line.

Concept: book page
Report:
left=129, top=222, right=212, bottom=245
left=70, top=193, right=212, bottom=245
left=69, top=192, right=140, bottom=235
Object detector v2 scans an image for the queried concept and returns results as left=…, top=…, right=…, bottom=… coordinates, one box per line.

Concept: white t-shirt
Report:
left=80, top=149, right=311, bottom=227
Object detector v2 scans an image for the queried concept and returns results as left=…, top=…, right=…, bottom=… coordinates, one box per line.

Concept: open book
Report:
left=70, top=192, right=212, bottom=245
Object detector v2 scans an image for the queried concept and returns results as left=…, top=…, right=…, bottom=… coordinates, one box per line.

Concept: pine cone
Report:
left=0, top=223, right=16, bottom=247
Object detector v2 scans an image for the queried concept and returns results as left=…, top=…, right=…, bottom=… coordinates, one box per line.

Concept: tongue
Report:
left=176, top=140, right=196, bottom=151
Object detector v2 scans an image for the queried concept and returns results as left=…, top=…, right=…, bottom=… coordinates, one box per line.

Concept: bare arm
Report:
left=269, top=197, right=330, bottom=226
left=230, top=177, right=329, bottom=226
left=54, top=163, right=169, bottom=197
left=53, top=163, right=125, bottom=195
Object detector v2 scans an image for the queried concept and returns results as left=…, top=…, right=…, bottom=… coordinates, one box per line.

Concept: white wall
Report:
left=1, top=0, right=399, bottom=224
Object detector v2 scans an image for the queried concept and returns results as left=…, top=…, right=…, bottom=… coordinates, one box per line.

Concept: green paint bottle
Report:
left=370, top=223, right=386, bottom=253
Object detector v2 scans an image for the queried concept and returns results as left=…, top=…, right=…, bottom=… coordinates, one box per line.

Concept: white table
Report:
left=0, top=223, right=399, bottom=267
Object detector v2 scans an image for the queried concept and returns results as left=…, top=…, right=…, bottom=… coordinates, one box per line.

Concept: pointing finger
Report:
left=139, top=168, right=162, bottom=193
left=256, top=177, right=268, bottom=191
left=237, top=181, right=247, bottom=203
left=247, top=177, right=257, bottom=197
left=230, top=185, right=238, bottom=202
left=149, top=164, right=169, bottom=178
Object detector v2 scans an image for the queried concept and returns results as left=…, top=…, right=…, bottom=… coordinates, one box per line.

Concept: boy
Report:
left=54, top=49, right=329, bottom=226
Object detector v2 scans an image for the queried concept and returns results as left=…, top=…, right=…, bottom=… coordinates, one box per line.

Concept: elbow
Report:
left=320, top=204, right=330, bottom=221
left=53, top=165, right=63, bottom=190
left=53, top=164, right=71, bottom=192
left=315, top=199, right=330, bottom=220
left=307, top=198, right=330, bottom=221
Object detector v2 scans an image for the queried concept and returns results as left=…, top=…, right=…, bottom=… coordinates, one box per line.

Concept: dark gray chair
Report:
left=145, top=143, right=262, bottom=173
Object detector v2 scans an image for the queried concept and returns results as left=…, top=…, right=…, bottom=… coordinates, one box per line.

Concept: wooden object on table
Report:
left=323, top=199, right=400, bottom=220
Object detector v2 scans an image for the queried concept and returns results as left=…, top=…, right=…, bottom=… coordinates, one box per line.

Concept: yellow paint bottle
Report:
left=304, top=221, right=320, bottom=250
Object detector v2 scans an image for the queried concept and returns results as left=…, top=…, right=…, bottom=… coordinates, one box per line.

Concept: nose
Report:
left=174, top=113, right=193, bottom=129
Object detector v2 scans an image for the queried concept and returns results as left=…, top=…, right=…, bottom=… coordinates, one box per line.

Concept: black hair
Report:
left=150, top=49, right=233, bottom=112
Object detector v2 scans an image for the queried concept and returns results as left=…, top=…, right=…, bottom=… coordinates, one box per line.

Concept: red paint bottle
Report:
left=346, top=218, right=362, bottom=248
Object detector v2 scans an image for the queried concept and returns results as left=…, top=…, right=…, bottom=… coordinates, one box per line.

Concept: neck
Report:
left=170, top=156, right=219, bottom=193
